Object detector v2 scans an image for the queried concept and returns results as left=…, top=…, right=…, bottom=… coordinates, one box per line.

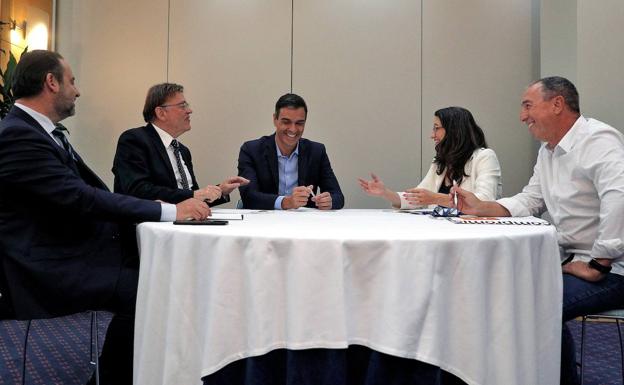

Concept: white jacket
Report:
left=399, top=148, right=502, bottom=209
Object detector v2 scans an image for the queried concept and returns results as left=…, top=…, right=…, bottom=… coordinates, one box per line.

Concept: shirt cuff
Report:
left=274, top=196, right=285, bottom=210
left=160, top=203, right=177, bottom=221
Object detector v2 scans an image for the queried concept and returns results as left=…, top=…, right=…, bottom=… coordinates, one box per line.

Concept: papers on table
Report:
left=209, top=208, right=269, bottom=220
left=446, top=216, right=551, bottom=225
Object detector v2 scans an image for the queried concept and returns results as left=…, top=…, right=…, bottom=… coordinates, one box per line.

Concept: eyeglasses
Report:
left=159, top=101, right=191, bottom=110
left=432, top=125, right=444, bottom=132
left=431, top=205, right=461, bottom=217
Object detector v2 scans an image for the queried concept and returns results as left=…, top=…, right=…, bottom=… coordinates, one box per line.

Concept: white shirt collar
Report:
left=152, top=123, right=176, bottom=148
left=556, top=115, right=586, bottom=154
left=14, top=102, right=56, bottom=135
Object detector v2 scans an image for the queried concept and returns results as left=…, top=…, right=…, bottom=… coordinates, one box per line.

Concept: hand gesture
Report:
left=358, top=173, right=387, bottom=197
left=403, top=188, right=436, bottom=206
left=452, top=186, right=480, bottom=214
left=312, top=191, right=332, bottom=210
left=281, top=185, right=311, bottom=210
left=194, top=185, right=222, bottom=202
left=219, top=176, right=250, bottom=195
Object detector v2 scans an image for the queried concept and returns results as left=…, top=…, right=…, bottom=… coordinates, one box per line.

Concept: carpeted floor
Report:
left=0, top=316, right=622, bottom=384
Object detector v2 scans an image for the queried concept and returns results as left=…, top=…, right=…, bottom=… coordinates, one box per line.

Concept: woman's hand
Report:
left=358, top=173, right=388, bottom=197
left=358, top=173, right=402, bottom=207
left=403, top=188, right=439, bottom=206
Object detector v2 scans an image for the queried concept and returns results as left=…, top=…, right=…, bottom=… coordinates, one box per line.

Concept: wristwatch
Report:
left=588, top=258, right=612, bottom=274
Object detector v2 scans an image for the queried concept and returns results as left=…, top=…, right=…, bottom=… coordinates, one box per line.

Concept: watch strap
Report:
left=588, top=258, right=612, bottom=274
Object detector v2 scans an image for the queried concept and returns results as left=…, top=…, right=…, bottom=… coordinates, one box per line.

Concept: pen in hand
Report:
left=452, top=180, right=458, bottom=207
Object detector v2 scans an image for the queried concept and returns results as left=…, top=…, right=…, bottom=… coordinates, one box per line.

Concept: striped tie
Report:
left=171, top=139, right=190, bottom=190
left=52, top=124, right=76, bottom=160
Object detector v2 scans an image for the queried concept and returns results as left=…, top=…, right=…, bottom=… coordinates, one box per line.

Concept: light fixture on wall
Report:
left=0, top=19, right=27, bottom=38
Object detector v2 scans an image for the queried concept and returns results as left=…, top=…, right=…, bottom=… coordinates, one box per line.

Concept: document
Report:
left=446, top=216, right=550, bottom=225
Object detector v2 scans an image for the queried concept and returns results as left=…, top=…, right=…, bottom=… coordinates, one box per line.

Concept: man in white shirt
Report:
left=454, top=76, right=624, bottom=385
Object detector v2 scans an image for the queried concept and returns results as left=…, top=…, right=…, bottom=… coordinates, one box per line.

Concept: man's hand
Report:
left=219, top=176, right=250, bottom=195
left=312, top=191, right=332, bottom=210
left=563, top=259, right=611, bottom=282
left=452, top=186, right=481, bottom=214
left=281, top=186, right=311, bottom=210
left=176, top=198, right=210, bottom=220
left=194, top=185, right=222, bottom=202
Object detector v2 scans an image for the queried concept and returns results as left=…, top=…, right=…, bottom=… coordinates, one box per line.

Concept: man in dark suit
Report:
left=238, top=93, right=344, bottom=210
left=112, top=83, right=248, bottom=204
left=0, top=50, right=209, bottom=385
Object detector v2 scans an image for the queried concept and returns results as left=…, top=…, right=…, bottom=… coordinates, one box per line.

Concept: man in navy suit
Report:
left=112, top=83, right=248, bottom=204
left=238, top=93, right=344, bottom=210
left=0, top=50, right=209, bottom=385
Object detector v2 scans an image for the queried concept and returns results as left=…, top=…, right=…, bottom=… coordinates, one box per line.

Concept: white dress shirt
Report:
left=14, top=103, right=59, bottom=144
left=399, top=147, right=502, bottom=209
left=498, top=116, right=624, bottom=275
left=152, top=124, right=193, bottom=189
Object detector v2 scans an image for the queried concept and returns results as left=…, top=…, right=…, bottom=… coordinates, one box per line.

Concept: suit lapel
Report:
left=145, top=124, right=177, bottom=187
left=9, top=107, right=82, bottom=176
left=180, top=145, right=199, bottom=189
left=297, top=139, right=308, bottom=186
left=264, top=135, right=279, bottom=192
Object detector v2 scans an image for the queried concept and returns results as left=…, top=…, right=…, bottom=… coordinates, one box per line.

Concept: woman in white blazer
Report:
left=359, top=106, right=502, bottom=208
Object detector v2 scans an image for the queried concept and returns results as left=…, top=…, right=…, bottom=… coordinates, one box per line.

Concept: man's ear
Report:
left=154, top=107, right=166, bottom=121
left=552, top=95, right=565, bottom=115
left=44, top=73, right=60, bottom=93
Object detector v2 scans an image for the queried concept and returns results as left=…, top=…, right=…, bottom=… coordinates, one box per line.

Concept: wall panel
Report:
left=293, top=0, right=422, bottom=208
left=422, top=0, right=538, bottom=197
left=577, top=0, right=624, bottom=132
left=168, top=0, right=291, bottom=205
left=56, top=0, right=169, bottom=186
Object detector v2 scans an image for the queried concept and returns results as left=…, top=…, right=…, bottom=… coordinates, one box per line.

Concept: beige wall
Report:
left=57, top=0, right=539, bottom=207
left=422, top=0, right=539, bottom=197
left=56, top=0, right=169, bottom=183
left=541, top=0, right=624, bottom=132
left=577, top=0, right=624, bottom=131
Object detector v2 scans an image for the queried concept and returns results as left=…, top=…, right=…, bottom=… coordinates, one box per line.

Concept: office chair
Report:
left=0, top=269, right=100, bottom=384
left=580, top=309, right=624, bottom=385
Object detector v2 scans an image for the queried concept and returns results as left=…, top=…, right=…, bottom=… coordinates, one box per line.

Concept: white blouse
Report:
left=398, top=148, right=502, bottom=209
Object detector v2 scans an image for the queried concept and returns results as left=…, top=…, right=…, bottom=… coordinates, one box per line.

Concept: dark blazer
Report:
left=112, top=124, right=227, bottom=206
left=0, top=106, right=161, bottom=320
left=238, top=134, right=344, bottom=210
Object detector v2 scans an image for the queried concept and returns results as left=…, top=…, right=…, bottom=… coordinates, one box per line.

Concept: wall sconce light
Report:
left=0, top=19, right=27, bottom=39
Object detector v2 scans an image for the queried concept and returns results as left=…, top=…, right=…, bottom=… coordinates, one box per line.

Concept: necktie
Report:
left=171, top=139, right=190, bottom=190
left=52, top=124, right=76, bottom=160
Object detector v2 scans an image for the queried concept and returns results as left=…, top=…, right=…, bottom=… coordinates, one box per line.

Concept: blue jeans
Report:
left=561, top=272, right=624, bottom=385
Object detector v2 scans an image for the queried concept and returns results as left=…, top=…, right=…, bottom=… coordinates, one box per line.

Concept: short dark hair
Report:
left=12, top=50, right=64, bottom=99
left=433, top=106, right=488, bottom=184
left=274, top=93, right=307, bottom=118
left=533, top=76, right=580, bottom=114
left=143, top=83, right=184, bottom=122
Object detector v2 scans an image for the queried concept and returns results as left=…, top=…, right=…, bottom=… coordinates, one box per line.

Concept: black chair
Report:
left=0, top=265, right=100, bottom=385
left=580, top=309, right=624, bottom=385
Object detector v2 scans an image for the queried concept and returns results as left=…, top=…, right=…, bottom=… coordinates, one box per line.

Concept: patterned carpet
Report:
left=0, top=315, right=621, bottom=384
left=0, top=312, right=111, bottom=385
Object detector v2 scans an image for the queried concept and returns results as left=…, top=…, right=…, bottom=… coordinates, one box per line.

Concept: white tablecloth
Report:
left=134, top=209, right=562, bottom=385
